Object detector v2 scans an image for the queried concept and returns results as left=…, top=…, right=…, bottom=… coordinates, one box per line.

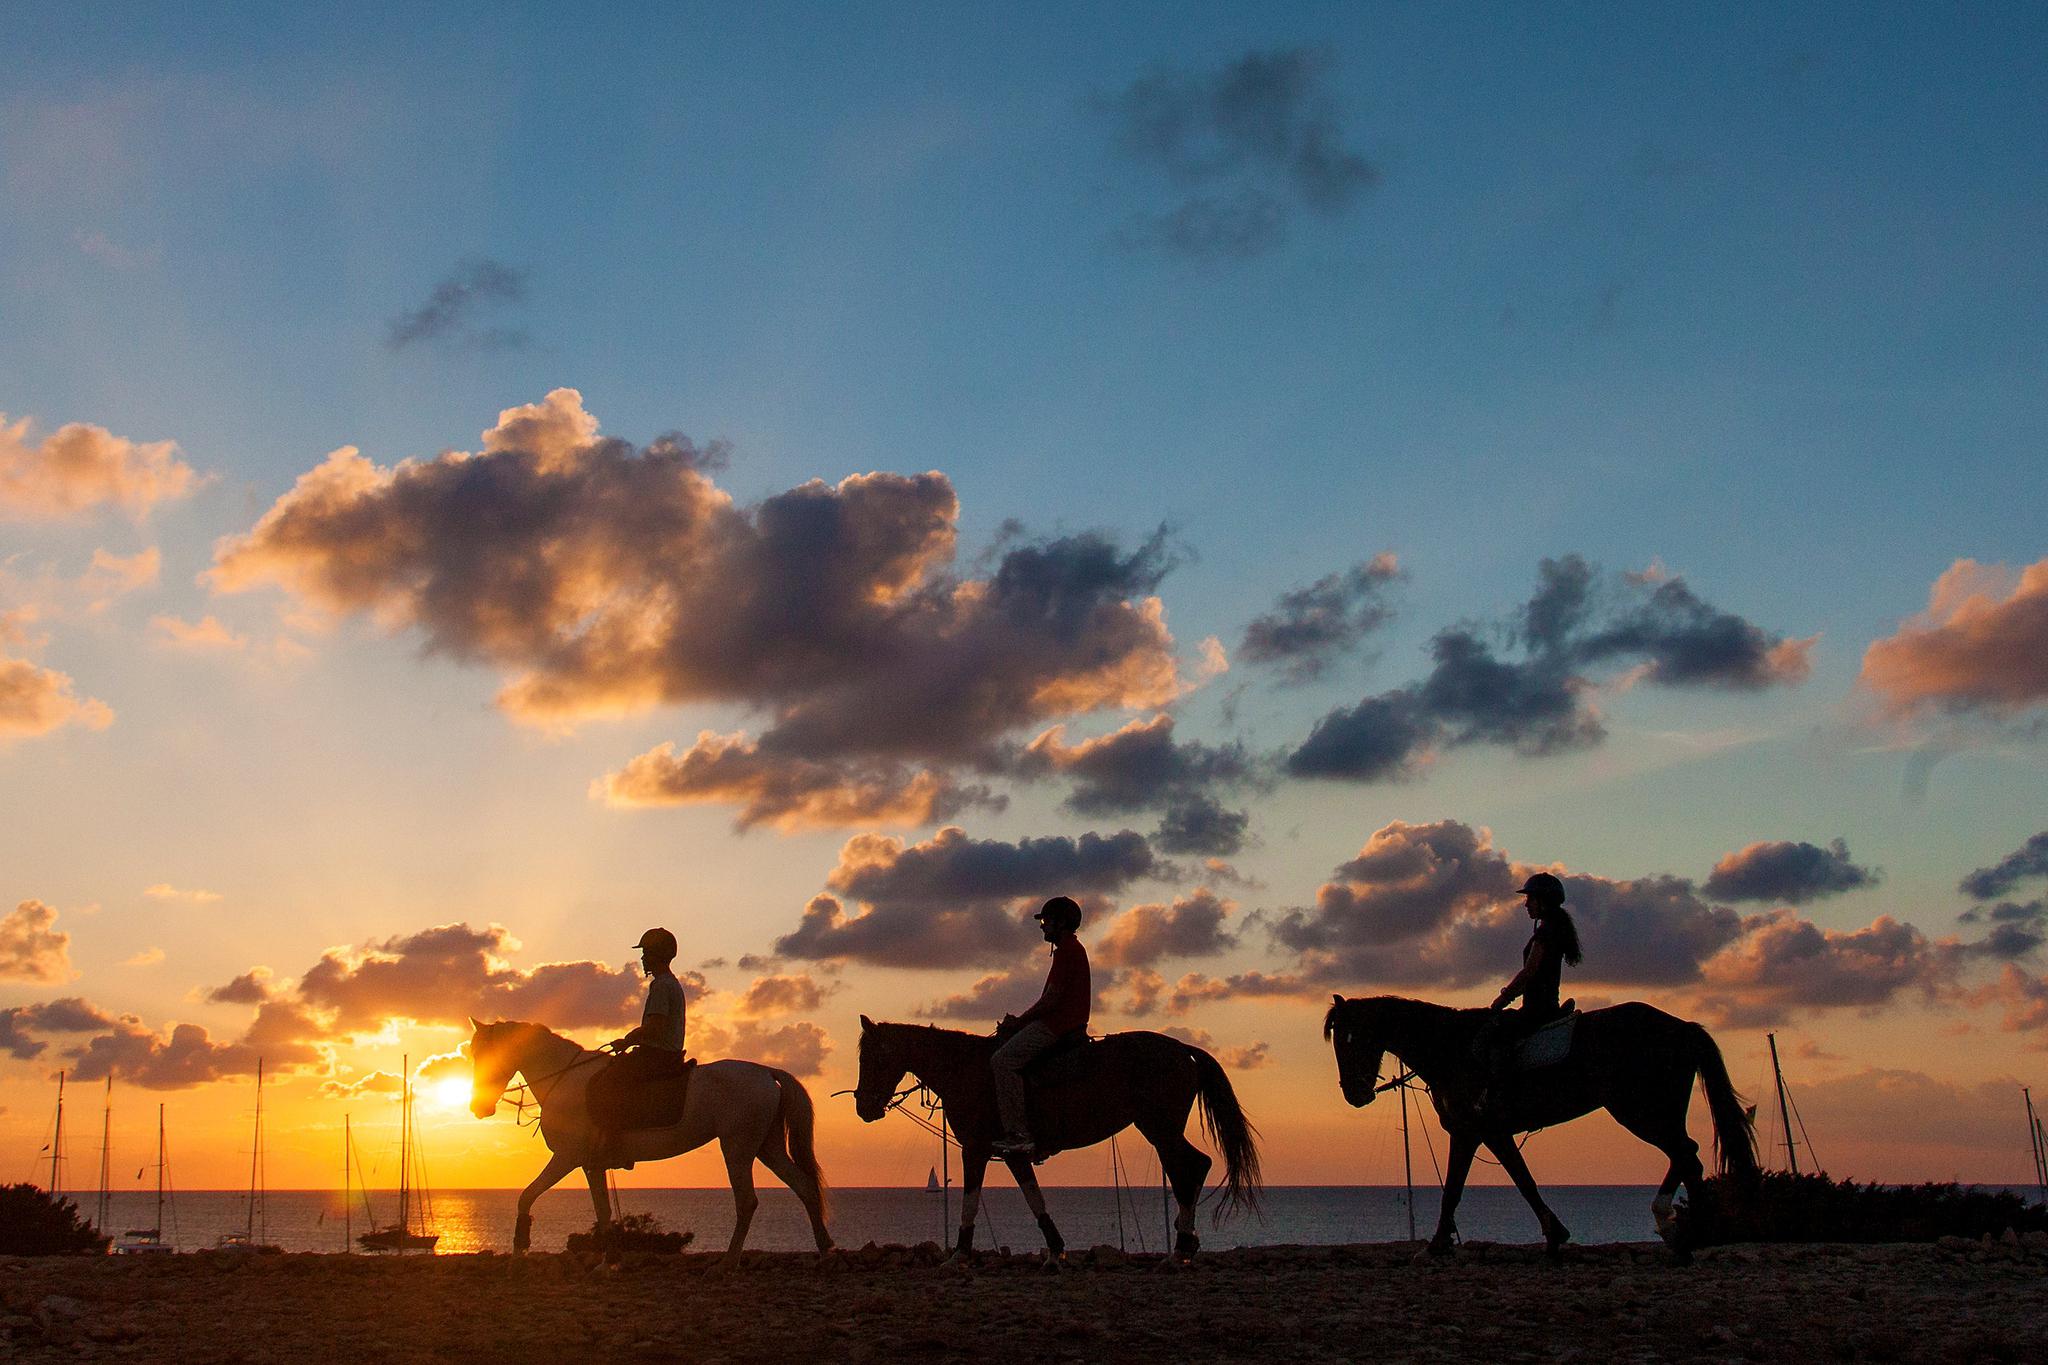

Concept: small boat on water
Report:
left=215, top=1058, right=282, bottom=1253
left=925, top=1167, right=941, bottom=1193
left=116, top=1104, right=176, bottom=1255
left=358, top=1056, right=440, bottom=1253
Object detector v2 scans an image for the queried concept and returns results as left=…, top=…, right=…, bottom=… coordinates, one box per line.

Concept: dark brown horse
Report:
left=1324, top=995, right=1757, bottom=1261
left=854, top=1018, right=1261, bottom=1260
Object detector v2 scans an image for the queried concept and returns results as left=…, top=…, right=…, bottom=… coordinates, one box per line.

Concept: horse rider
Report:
left=589, top=927, right=690, bottom=1169
left=1474, top=872, right=1583, bottom=1116
left=989, top=896, right=1091, bottom=1158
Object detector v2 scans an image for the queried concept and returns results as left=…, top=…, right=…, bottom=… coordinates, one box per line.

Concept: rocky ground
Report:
left=4, top=1235, right=2045, bottom=1364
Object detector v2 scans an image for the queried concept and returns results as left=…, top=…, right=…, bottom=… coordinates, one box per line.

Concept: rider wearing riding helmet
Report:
left=590, top=927, right=689, bottom=1168
left=990, top=896, right=1090, bottom=1158
left=1475, top=873, right=1582, bottom=1116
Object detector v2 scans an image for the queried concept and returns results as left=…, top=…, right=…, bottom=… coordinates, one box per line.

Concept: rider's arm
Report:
left=1492, top=940, right=1549, bottom=1010
left=1013, top=947, right=1067, bottom=1026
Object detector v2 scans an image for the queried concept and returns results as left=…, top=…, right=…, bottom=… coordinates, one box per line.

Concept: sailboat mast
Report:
left=2025, top=1087, right=2047, bottom=1198
left=50, top=1070, right=65, bottom=1198
left=155, top=1103, right=166, bottom=1233
left=344, top=1113, right=351, bottom=1252
left=97, top=1077, right=112, bottom=1234
left=1767, top=1032, right=1799, bottom=1175
left=1400, top=1077, right=1416, bottom=1242
left=246, top=1059, right=262, bottom=1241
left=398, top=1055, right=410, bottom=1237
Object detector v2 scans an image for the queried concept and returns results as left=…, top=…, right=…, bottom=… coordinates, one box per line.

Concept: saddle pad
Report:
left=1512, top=1013, right=1576, bottom=1070
left=1023, top=1035, right=1094, bottom=1087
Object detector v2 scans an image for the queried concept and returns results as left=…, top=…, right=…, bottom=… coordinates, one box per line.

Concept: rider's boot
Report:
left=990, top=1131, right=1035, bottom=1158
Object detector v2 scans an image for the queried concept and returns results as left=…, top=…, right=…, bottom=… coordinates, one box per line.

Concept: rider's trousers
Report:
left=991, top=1020, right=1060, bottom=1137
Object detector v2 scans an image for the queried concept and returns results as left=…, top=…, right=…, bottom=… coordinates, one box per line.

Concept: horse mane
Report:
left=860, top=1020, right=995, bottom=1064
left=1323, top=995, right=1491, bottom=1043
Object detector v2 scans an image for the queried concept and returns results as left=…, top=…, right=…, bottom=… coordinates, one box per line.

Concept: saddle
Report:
left=1509, top=1003, right=1578, bottom=1071
left=1020, top=1029, right=1093, bottom=1086
left=588, top=1050, right=696, bottom=1132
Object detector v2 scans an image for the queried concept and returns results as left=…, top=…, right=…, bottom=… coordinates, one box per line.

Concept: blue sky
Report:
left=2, top=4, right=2045, bottom=1186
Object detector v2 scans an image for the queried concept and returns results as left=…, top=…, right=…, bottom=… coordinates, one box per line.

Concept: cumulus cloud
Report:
left=1702, top=838, right=1878, bottom=905
left=205, top=968, right=274, bottom=1005
left=211, top=390, right=1198, bottom=825
left=1860, top=558, right=2048, bottom=714
left=318, top=1069, right=402, bottom=1100
left=1158, top=1026, right=1270, bottom=1071
left=1018, top=713, right=1258, bottom=854
left=62, top=996, right=326, bottom=1089
left=734, top=973, right=831, bottom=1018
left=0, top=654, right=113, bottom=739
left=1286, top=556, right=1811, bottom=782
left=915, top=970, right=1044, bottom=1021
left=0, top=998, right=114, bottom=1059
left=773, top=825, right=1160, bottom=968
left=596, top=731, right=1002, bottom=831
left=693, top=1019, right=832, bottom=1076
left=1239, top=553, right=1402, bottom=683
left=144, top=883, right=222, bottom=905
left=384, top=258, right=528, bottom=350
left=1096, top=46, right=1378, bottom=259
left=1694, top=913, right=1958, bottom=1027
left=1094, top=888, right=1240, bottom=968
left=0, top=900, right=75, bottom=983
left=1973, top=966, right=2048, bottom=1040
left=1959, top=831, right=2048, bottom=901
left=0, top=412, right=201, bottom=519
left=296, top=922, right=649, bottom=1031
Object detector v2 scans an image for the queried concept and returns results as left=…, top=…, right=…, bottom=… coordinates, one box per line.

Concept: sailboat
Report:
left=357, top=1057, right=439, bottom=1252
left=925, top=1166, right=941, bottom=1193
left=115, top=1104, right=177, bottom=1255
left=215, top=1059, right=281, bottom=1253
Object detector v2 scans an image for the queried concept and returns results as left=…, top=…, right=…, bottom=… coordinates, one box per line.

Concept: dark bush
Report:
left=0, top=1184, right=112, bottom=1255
left=565, top=1211, right=694, bottom=1255
left=1682, top=1171, right=2048, bottom=1245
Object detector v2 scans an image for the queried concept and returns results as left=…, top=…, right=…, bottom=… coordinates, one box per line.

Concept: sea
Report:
left=66, top=1183, right=2025, bottom=1256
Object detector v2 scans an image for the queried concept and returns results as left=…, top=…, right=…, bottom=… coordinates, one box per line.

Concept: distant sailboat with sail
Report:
left=357, top=1057, right=440, bottom=1252
left=216, top=1058, right=281, bottom=1252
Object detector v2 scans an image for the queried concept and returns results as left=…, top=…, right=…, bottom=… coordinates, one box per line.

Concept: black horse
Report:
left=855, top=1018, right=1261, bottom=1261
left=1324, top=995, right=1757, bottom=1261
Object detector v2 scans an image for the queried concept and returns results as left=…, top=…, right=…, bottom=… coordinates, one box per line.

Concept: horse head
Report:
left=467, top=1017, right=518, bottom=1120
left=1323, top=995, right=1386, bottom=1109
left=853, top=1016, right=909, bottom=1122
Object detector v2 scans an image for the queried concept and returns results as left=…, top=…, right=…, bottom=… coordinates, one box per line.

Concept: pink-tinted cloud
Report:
left=1094, top=888, right=1240, bottom=968
left=596, top=731, right=1001, bottom=831
left=1158, top=1025, right=1271, bottom=1070
left=1860, top=558, right=2048, bottom=713
left=1694, top=912, right=1958, bottom=1027
left=295, top=922, right=648, bottom=1031
left=0, top=654, right=113, bottom=739
left=0, top=900, right=75, bottom=983
left=0, top=413, right=200, bottom=519
left=734, top=973, right=831, bottom=1018
left=1973, top=965, right=2048, bottom=1043
left=692, top=1019, right=832, bottom=1076
left=150, top=614, right=248, bottom=651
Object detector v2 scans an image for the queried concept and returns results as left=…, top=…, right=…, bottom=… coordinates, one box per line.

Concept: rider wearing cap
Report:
left=990, top=896, right=1090, bottom=1159
left=590, top=928, right=689, bottom=1169
left=1475, top=873, right=1582, bottom=1116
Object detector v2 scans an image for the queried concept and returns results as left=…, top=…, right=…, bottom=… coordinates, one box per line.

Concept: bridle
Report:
left=478, top=1042, right=610, bottom=1130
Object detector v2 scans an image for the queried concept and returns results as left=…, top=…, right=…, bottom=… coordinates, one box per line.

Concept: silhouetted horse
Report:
left=1324, top=996, right=1757, bottom=1261
left=467, top=1020, right=831, bottom=1267
left=854, top=1018, right=1260, bottom=1260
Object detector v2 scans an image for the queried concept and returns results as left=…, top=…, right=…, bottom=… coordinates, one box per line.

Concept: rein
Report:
left=489, top=1049, right=609, bottom=1131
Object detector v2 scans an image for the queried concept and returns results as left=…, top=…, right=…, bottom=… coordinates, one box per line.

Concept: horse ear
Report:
left=469, top=1016, right=482, bottom=1031
left=1332, top=993, right=1344, bottom=1007
left=860, top=1014, right=874, bottom=1032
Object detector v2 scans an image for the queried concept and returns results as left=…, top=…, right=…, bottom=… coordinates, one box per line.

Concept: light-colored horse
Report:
left=466, top=1019, right=832, bottom=1264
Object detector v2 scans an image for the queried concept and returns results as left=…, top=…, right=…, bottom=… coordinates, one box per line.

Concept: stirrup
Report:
left=991, top=1134, right=1035, bottom=1157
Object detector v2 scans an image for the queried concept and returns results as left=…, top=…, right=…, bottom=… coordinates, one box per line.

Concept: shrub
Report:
left=0, top=1184, right=111, bottom=1255
left=565, top=1211, right=694, bottom=1255
left=1682, top=1171, right=2048, bottom=1245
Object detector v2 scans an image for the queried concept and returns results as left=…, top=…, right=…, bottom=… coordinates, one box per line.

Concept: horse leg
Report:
left=1608, top=1103, right=1702, bottom=1261
left=756, top=1143, right=833, bottom=1254
left=1138, top=1117, right=1211, bottom=1262
left=1484, top=1135, right=1568, bottom=1255
left=944, top=1148, right=989, bottom=1263
left=582, top=1164, right=616, bottom=1267
left=715, top=1133, right=760, bottom=1270
left=514, top=1151, right=577, bottom=1253
left=1004, top=1155, right=1066, bottom=1261
left=1425, top=1132, right=1479, bottom=1257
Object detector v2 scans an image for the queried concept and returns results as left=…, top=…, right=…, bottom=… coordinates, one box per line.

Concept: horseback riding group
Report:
left=465, top=873, right=1758, bottom=1267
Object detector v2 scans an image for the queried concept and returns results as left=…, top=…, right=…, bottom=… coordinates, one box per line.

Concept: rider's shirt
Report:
left=1017, top=938, right=1090, bottom=1035
left=643, top=973, right=686, bottom=1051
left=1519, top=921, right=1564, bottom=1015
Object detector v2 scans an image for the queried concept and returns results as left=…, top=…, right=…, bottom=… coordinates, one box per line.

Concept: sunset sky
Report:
left=4, top=5, right=2046, bottom=1200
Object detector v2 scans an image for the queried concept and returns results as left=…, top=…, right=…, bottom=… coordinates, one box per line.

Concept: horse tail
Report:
left=1687, top=1022, right=1759, bottom=1181
left=770, top=1068, right=831, bottom=1222
left=1189, top=1047, right=1263, bottom=1222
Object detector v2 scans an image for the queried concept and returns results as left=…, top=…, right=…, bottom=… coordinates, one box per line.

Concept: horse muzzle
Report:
left=853, top=1097, right=885, bottom=1123
left=1342, top=1082, right=1375, bottom=1109
left=471, top=1099, right=499, bottom=1120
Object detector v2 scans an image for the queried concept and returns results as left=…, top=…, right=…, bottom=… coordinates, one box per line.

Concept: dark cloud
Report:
left=693, top=1019, right=832, bottom=1077
left=1164, top=969, right=1318, bottom=1014
left=384, top=258, right=527, bottom=350
left=1695, top=912, right=1958, bottom=1028
left=1959, top=831, right=2048, bottom=901
left=0, top=997, right=114, bottom=1059
left=1097, top=46, right=1378, bottom=259
left=1095, top=889, right=1240, bottom=968
left=1861, top=558, right=2048, bottom=715
left=67, top=998, right=325, bottom=1089
left=773, top=825, right=1160, bottom=968
left=1955, top=900, right=2046, bottom=960
left=916, top=969, right=1042, bottom=1022
left=1285, top=556, right=1811, bottom=782
left=597, top=731, right=1004, bottom=832
left=295, top=922, right=650, bottom=1031
left=1158, top=1026, right=1270, bottom=1071
left=1238, top=553, right=1402, bottom=684
left=1702, top=838, right=1879, bottom=905
left=205, top=968, right=274, bottom=1005
left=1016, top=712, right=1259, bottom=854
left=213, top=391, right=1196, bottom=827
